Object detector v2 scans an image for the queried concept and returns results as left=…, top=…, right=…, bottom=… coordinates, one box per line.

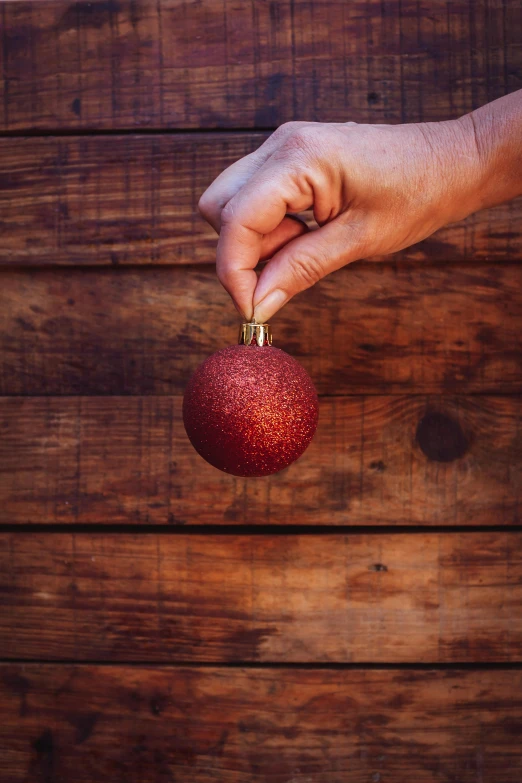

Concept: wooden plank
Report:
left=0, top=134, right=262, bottom=267
left=1, top=665, right=522, bottom=782
left=1, top=134, right=520, bottom=266
left=0, top=396, right=520, bottom=526
left=1, top=263, right=522, bottom=396
left=1, top=0, right=520, bottom=131
left=1, top=531, right=522, bottom=661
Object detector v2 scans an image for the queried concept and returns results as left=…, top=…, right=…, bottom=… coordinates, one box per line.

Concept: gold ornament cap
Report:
left=239, top=322, right=272, bottom=347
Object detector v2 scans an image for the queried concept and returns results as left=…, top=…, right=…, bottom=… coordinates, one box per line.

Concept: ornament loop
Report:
left=239, top=322, right=272, bottom=347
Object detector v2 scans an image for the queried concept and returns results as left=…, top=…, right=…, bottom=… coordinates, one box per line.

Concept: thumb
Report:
left=252, top=218, right=367, bottom=322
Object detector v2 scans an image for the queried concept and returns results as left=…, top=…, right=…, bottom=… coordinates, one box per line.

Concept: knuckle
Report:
left=290, top=251, right=326, bottom=288
left=270, top=121, right=303, bottom=143
left=284, top=125, right=321, bottom=156
left=197, top=191, right=212, bottom=219
left=220, top=200, right=236, bottom=226
left=216, top=258, right=233, bottom=289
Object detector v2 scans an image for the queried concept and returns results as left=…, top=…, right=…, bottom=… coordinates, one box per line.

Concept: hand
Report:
left=198, top=117, right=486, bottom=322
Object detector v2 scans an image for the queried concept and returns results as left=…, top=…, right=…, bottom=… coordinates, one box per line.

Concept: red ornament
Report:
left=183, top=323, right=319, bottom=477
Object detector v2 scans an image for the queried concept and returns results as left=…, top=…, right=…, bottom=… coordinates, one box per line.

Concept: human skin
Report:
left=198, top=90, right=522, bottom=323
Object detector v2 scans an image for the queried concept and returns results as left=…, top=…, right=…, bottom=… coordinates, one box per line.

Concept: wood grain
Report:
left=1, top=665, right=522, bottom=782
left=1, top=0, right=521, bottom=131
left=2, top=262, right=522, bottom=396
left=1, top=2, right=521, bottom=778
left=1, top=134, right=521, bottom=266
left=0, top=396, right=521, bottom=526
left=0, top=134, right=262, bottom=267
left=1, top=531, right=522, bottom=661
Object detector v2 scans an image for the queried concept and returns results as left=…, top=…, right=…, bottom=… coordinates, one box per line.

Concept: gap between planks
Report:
left=1, top=660, right=522, bottom=671
left=2, top=524, right=522, bottom=535
left=0, top=127, right=278, bottom=138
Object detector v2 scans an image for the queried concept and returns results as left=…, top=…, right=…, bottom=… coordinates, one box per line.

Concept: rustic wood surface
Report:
left=1, top=0, right=521, bottom=131
left=1, top=134, right=521, bottom=266
left=0, top=395, right=520, bottom=526
left=1, top=664, right=522, bottom=782
left=1, top=531, right=522, bottom=662
left=1, top=262, right=522, bottom=396
left=1, top=0, right=522, bottom=778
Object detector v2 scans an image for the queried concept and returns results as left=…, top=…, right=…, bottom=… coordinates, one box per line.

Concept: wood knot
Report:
left=416, top=411, right=469, bottom=463
left=33, top=728, right=54, bottom=755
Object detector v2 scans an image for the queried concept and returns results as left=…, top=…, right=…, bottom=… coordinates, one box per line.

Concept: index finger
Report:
left=216, top=163, right=313, bottom=319
left=199, top=122, right=312, bottom=233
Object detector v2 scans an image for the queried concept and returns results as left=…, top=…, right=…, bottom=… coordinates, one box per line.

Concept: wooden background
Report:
left=1, top=1, right=522, bottom=780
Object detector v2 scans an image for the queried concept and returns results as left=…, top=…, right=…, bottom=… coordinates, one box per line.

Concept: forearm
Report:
left=458, top=89, right=522, bottom=212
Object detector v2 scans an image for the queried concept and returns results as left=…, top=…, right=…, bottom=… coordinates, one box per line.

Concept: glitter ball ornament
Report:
left=183, top=322, right=319, bottom=477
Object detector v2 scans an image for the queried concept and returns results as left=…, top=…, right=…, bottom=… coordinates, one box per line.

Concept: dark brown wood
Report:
left=0, top=396, right=520, bottom=526
left=1, top=0, right=520, bottom=131
left=0, top=134, right=263, bottom=266
left=1, top=262, right=522, bottom=396
left=1, top=664, right=522, bottom=781
left=1, top=532, right=522, bottom=662
left=1, top=2, right=520, bottom=779
left=1, top=134, right=520, bottom=266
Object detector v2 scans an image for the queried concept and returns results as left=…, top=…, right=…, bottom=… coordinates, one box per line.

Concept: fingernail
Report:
left=229, top=295, right=252, bottom=321
left=253, top=289, right=288, bottom=323
left=233, top=299, right=251, bottom=321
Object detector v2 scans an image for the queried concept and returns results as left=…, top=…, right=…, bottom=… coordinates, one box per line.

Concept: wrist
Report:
left=454, top=113, right=492, bottom=214
left=457, top=92, right=522, bottom=211
left=428, top=116, right=488, bottom=224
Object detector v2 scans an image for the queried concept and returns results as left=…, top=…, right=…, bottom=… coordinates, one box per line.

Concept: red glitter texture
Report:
left=183, top=345, right=319, bottom=477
